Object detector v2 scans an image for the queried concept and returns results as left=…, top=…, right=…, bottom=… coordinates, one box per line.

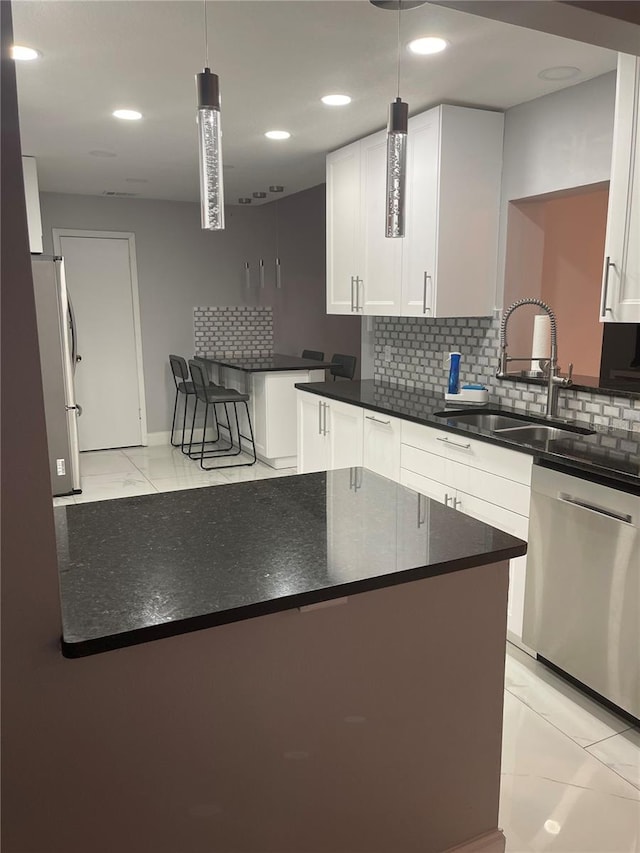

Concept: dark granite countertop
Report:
left=295, top=381, right=640, bottom=490
left=56, top=468, right=525, bottom=658
left=199, top=353, right=334, bottom=372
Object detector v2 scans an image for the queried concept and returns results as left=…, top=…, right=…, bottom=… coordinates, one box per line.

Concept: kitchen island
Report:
left=55, top=469, right=526, bottom=853
left=198, top=353, right=333, bottom=468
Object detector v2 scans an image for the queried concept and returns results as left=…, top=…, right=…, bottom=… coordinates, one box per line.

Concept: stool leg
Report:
left=187, top=398, right=199, bottom=457
left=243, top=400, right=257, bottom=464
left=199, top=401, right=209, bottom=470
left=170, top=388, right=180, bottom=446
left=179, top=392, right=191, bottom=453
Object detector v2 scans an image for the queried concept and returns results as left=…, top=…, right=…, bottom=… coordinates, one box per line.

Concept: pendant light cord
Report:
left=203, top=0, right=210, bottom=68
left=396, top=0, right=402, bottom=99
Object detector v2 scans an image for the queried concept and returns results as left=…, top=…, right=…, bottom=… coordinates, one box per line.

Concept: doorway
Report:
left=52, top=229, right=147, bottom=451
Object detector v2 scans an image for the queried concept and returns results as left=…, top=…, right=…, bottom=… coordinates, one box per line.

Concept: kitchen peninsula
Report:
left=56, top=469, right=525, bottom=853
left=199, top=353, right=333, bottom=468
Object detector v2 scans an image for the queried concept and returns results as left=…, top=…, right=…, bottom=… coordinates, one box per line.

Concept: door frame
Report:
left=52, top=228, right=148, bottom=446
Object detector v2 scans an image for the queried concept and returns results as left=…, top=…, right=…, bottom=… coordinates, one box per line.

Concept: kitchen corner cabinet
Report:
left=297, top=392, right=363, bottom=474
left=601, top=53, right=640, bottom=323
left=326, top=105, right=504, bottom=319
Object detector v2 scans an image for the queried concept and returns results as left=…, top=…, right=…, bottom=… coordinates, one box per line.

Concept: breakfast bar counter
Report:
left=54, top=469, right=525, bottom=853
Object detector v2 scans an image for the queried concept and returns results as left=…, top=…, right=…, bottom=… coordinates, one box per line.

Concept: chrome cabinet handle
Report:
left=365, top=415, right=391, bottom=425
left=354, top=276, right=362, bottom=312
left=350, top=276, right=356, bottom=312
left=600, top=256, right=614, bottom=317
left=422, top=272, right=432, bottom=314
left=244, top=262, right=251, bottom=288
left=436, top=436, right=471, bottom=450
left=417, top=493, right=427, bottom=528
left=444, top=493, right=449, bottom=505
left=318, top=400, right=323, bottom=435
left=453, top=497, right=462, bottom=509
left=275, top=257, right=282, bottom=289
left=259, top=258, right=265, bottom=289
left=559, top=494, right=632, bottom=524
left=323, top=402, right=329, bottom=435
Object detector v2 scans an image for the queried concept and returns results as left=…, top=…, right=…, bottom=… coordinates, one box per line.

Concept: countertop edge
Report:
left=295, top=383, right=640, bottom=491
left=60, top=542, right=526, bottom=658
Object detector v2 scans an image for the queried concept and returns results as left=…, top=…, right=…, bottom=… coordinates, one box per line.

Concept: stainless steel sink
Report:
left=436, top=413, right=533, bottom=431
left=433, top=409, right=595, bottom=437
left=493, top=425, right=572, bottom=441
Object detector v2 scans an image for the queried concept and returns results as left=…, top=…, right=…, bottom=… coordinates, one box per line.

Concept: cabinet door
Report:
left=399, top=468, right=451, bottom=505
left=363, top=412, right=401, bottom=481
left=297, top=392, right=327, bottom=473
left=360, top=130, right=403, bottom=316
left=454, top=490, right=530, bottom=645
left=326, top=141, right=361, bottom=315
left=602, top=54, right=640, bottom=323
left=327, top=399, right=363, bottom=470
left=401, top=109, right=439, bottom=317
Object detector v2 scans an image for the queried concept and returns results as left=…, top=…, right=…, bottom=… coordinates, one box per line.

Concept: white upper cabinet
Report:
left=360, top=130, right=403, bottom=315
left=601, top=53, right=640, bottom=323
left=326, top=140, right=362, bottom=314
left=326, top=105, right=504, bottom=319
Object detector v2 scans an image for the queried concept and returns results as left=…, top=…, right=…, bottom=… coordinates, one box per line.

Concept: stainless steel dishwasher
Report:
left=523, top=464, right=639, bottom=720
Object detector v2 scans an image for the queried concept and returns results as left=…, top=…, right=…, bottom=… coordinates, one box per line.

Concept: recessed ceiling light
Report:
left=238, top=197, right=252, bottom=204
left=265, top=130, right=290, bottom=140
left=538, top=66, right=581, bottom=81
left=253, top=192, right=267, bottom=199
left=321, top=94, right=352, bottom=106
left=113, top=109, right=143, bottom=121
left=408, top=37, right=448, bottom=55
left=11, top=45, right=41, bottom=61
left=89, top=149, right=117, bottom=158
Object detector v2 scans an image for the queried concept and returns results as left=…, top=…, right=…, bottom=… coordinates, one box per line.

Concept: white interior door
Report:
left=57, top=232, right=145, bottom=451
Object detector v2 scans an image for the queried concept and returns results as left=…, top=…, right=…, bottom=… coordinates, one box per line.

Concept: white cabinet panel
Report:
left=363, top=412, right=401, bottom=481
left=602, top=53, right=640, bottom=323
left=400, top=443, right=448, bottom=486
left=297, top=392, right=327, bottom=473
left=360, top=130, right=403, bottom=316
left=399, top=468, right=451, bottom=505
left=328, top=399, right=363, bottom=470
left=402, top=111, right=439, bottom=316
left=447, top=459, right=531, bottom=517
left=326, top=141, right=361, bottom=315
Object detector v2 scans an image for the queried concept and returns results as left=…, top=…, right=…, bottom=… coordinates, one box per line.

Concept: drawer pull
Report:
left=436, top=436, right=471, bottom=450
left=365, top=415, right=391, bottom=425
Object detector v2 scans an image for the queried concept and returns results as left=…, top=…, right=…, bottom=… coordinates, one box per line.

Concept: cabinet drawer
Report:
left=454, top=491, right=529, bottom=541
left=402, top=420, right=532, bottom=486
left=399, top=468, right=451, bottom=504
left=447, top=459, right=531, bottom=517
left=400, top=444, right=448, bottom=486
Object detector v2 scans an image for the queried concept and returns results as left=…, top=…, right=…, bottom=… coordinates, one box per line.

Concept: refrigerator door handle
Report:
left=67, top=295, right=79, bottom=371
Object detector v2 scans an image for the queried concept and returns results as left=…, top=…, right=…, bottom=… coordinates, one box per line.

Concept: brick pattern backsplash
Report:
left=373, top=316, right=640, bottom=433
left=193, top=306, right=273, bottom=357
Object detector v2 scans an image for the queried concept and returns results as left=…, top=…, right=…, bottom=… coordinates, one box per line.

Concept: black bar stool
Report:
left=187, top=359, right=257, bottom=470
left=169, top=355, right=225, bottom=453
left=330, top=353, right=357, bottom=380
left=301, top=349, right=325, bottom=361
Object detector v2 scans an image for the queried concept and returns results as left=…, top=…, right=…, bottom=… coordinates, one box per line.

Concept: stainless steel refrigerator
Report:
left=32, top=255, right=81, bottom=496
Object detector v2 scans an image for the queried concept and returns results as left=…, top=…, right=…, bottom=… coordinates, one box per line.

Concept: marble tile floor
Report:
left=53, top=445, right=640, bottom=852
left=52, top=444, right=297, bottom=506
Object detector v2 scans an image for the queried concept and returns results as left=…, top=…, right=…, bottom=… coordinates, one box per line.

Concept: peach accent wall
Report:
left=539, top=189, right=608, bottom=377
left=504, top=188, right=608, bottom=377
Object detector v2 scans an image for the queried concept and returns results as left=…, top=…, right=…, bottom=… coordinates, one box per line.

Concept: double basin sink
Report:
left=433, top=410, right=595, bottom=442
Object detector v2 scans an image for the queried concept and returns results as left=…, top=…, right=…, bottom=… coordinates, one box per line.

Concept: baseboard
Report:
left=442, top=829, right=506, bottom=853
left=146, top=431, right=172, bottom=446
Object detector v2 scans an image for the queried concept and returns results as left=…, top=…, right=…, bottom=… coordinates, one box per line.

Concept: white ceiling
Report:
left=13, top=0, right=617, bottom=206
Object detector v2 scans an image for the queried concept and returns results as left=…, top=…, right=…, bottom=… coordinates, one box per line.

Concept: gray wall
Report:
left=40, top=187, right=360, bottom=436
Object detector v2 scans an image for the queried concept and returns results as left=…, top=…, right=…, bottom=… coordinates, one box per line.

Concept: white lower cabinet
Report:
left=297, top=390, right=534, bottom=651
left=363, top=412, right=401, bottom=481
left=297, top=392, right=363, bottom=474
left=399, top=421, right=533, bottom=652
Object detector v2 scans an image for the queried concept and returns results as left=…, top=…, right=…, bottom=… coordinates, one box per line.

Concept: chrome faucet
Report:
left=496, top=298, right=573, bottom=419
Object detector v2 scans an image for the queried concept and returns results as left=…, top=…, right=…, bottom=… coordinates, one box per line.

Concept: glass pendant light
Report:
left=386, top=1, right=408, bottom=238
left=196, top=1, right=224, bottom=230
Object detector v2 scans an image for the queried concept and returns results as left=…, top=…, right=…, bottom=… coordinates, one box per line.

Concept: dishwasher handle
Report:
left=558, top=493, right=633, bottom=525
